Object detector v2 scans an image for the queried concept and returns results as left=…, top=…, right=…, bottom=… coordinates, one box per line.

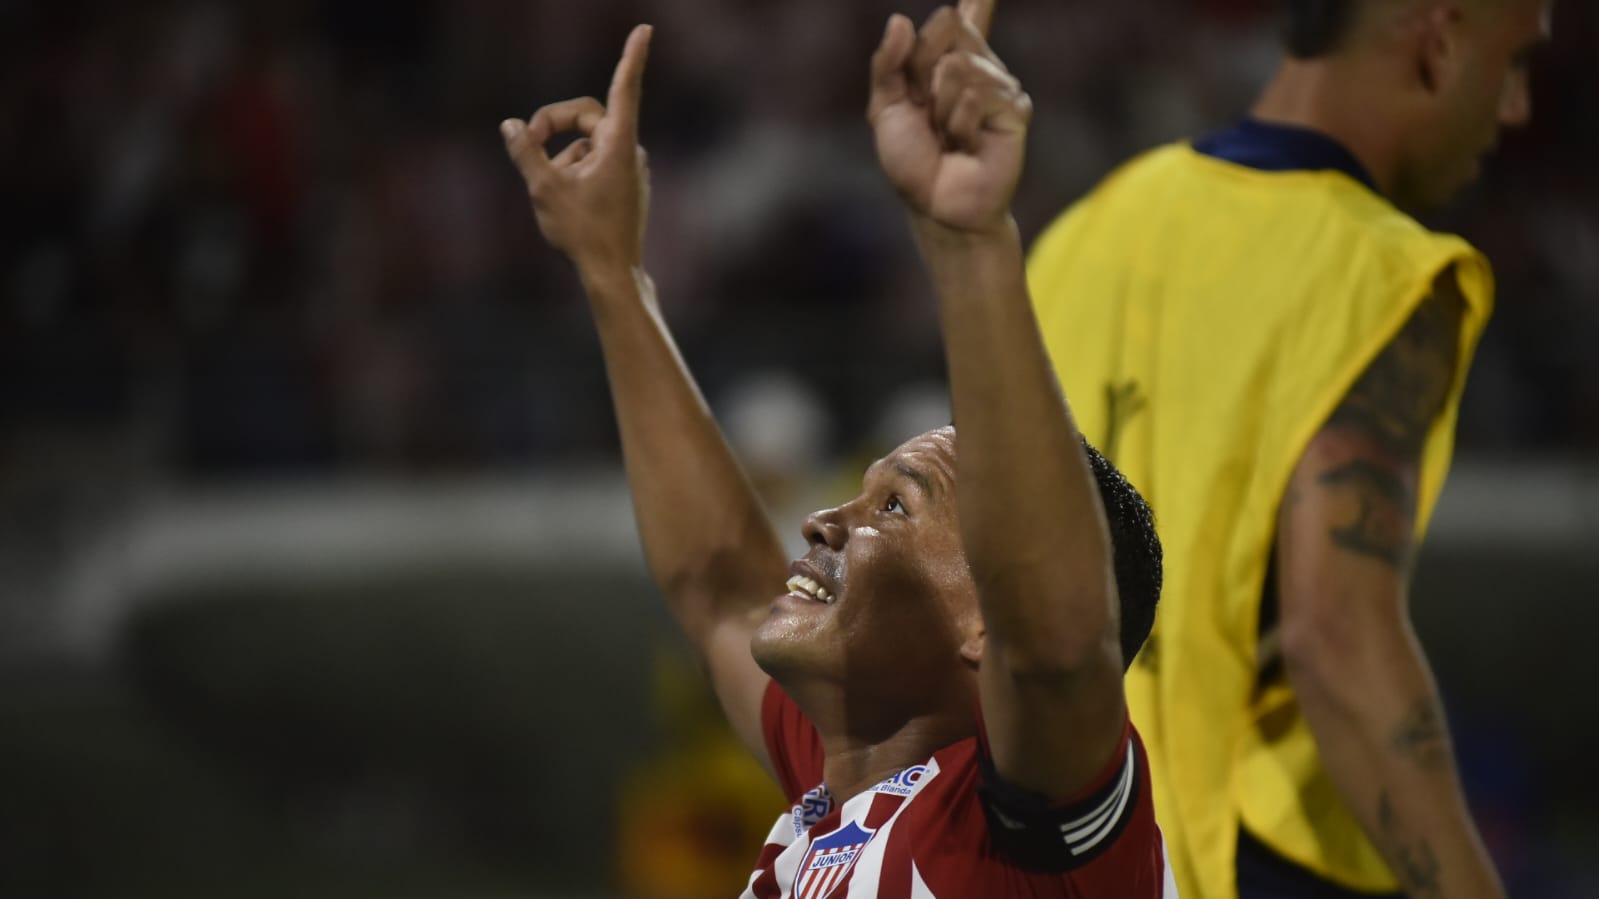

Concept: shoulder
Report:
left=1320, top=187, right=1488, bottom=295
left=902, top=727, right=1169, bottom=896
left=1324, top=268, right=1468, bottom=461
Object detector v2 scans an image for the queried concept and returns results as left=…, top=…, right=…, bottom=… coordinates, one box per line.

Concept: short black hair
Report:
left=1080, top=439, right=1162, bottom=671
left=1281, top=0, right=1360, bottom=58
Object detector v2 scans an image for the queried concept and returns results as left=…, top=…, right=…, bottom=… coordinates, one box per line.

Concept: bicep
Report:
left=978, top=624, right=1126, bottom=804
left=1276, top=271, right=1465, bottom=647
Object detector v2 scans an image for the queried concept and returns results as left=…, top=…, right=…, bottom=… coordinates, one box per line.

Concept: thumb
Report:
left=867, top=14, right=915, bottom=123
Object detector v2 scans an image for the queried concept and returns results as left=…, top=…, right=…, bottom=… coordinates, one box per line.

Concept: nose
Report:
left=1499, top=68, right=1532, bottom=128
left=802, top=506, right=847, bottom=551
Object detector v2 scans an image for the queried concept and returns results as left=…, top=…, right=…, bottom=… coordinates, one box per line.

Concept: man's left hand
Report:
left=867, top=0, right=1030, bottom=236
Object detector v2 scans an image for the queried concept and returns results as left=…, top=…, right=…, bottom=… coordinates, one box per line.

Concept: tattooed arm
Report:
left=1274, top=269, right=1504, bottom=898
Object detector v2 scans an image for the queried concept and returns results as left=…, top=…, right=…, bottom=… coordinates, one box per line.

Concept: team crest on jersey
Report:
left=793, top=820, right=875, bottom=899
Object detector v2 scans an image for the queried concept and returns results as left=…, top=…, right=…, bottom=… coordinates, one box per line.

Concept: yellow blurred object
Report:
left=618, top=648, right=784, bottom=898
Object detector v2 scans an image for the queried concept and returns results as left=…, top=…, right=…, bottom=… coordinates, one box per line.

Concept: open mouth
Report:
left=784, top=574, right=835, bottom=605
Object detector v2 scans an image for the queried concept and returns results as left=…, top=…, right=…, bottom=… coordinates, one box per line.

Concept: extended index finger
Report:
left=604, top=24, right=653, bottom=142
left=958, top=0, right=995, bottom=38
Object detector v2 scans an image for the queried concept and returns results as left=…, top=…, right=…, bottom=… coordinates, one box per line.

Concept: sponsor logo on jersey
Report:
left=792, top=785, right=835, bottom=837
left=869, top=765, right=927, bottom=797
left=794, top=821, right=874, bottom=899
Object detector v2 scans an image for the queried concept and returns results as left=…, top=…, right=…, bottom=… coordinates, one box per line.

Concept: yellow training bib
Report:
left=1028, top=144, right=1492, bottom=898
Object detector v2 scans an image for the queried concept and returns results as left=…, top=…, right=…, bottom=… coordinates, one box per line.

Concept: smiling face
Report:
left=750, top=427, right=984, bottom=720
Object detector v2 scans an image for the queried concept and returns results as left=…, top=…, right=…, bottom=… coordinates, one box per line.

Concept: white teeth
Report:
left=784, top=574, right=835, bottom=604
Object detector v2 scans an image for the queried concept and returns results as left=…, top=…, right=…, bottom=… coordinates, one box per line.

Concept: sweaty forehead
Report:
left=881, top=427, right=957, bottom=481
left=897, top=425, right=955, bottom=457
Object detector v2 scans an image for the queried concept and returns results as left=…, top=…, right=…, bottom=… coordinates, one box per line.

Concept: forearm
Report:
left=910, top=217, right=1115, bottom=668
left=1288, top=618, right=1504, bottom=899
left=579, top=263, right=786, bottom=636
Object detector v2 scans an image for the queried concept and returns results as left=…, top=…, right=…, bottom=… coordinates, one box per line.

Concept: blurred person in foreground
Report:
left=1027, top=1, right=1551, bottom=897
left=500, top=2, right=1174, bottom=895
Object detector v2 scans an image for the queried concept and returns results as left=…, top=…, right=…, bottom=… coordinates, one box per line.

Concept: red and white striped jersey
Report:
left=742, top=682, right=1178, bottom=899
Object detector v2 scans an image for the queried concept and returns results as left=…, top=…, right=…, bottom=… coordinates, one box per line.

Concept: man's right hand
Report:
left=501, top=24, right=652, bottom=276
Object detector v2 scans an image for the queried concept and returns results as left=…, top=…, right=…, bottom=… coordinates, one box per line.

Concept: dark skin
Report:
left=501, top=0, right=1125, bottom=808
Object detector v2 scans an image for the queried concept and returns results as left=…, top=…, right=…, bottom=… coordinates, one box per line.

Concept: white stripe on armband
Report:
left=1059, top=741, right=1136, bottom=856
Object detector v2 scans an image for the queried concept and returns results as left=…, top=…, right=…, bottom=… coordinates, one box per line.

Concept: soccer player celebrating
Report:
left=500, top=2, right=1172, bottom=896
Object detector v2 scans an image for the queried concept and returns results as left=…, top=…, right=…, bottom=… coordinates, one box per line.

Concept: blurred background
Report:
left=3, top=0, right=1596, bottom=896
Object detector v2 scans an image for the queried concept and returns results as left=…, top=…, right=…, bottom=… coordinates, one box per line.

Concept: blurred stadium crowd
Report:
left=4, top=0, right=1596, bottom=485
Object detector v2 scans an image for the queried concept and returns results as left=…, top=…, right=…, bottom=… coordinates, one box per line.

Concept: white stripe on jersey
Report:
left=739, top=758, right=943, bottom=899
left=842, top=757, right=940, bottom=897
left=909, top=860, right=938, bottom=898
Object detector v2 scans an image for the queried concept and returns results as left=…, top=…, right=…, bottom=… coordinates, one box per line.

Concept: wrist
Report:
left=578, top=260, right=652, bottom=312
left=576, top=256, right=644, bottom=291
left=909, top=213, right=1020, bottom=253
left=910, top=214, right=1024, bottom=279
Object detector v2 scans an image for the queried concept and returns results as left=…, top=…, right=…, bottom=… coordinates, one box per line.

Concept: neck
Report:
left=781, top=676, right=978, bottom=802
left=1251, top=57, right=1403, bottom=198
left=818, top=712, right=976, bottom=802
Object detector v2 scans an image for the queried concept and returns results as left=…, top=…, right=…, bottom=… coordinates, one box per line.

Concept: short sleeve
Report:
left=761, top=680, right=825, bottom=802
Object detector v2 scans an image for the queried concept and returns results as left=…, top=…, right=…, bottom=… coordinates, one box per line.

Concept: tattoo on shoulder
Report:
left=1378, top=791, right=1443, bottom=898
left=1317, top=460, right=1410, bottom=567
left=1314, top=274, right=1465, bottom=570
left=1327, top=280, right=1465, bottom=458
left=1390, top=696, right=1455, bottom=773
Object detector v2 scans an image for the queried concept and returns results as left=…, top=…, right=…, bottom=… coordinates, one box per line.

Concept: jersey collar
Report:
left=1192, top=117, right=1377, bottom=193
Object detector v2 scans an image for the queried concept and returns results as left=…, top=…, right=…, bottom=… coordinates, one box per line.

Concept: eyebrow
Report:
left=892, top=461, right=936, bottom=497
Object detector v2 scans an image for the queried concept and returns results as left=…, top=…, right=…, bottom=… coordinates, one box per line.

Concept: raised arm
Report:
left=500, top=26, right=782, bottom=771
left=1276, top=271, right=1505, bottom=898
left=868, top=3, right=1124, bottom=802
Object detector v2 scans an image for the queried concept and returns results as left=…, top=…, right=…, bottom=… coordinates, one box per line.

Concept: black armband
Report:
left=977, top=740, right=1139, bottom=872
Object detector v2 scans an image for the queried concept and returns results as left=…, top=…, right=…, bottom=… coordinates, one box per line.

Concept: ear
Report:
left=1416, top=1, right=1466, bottom=95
